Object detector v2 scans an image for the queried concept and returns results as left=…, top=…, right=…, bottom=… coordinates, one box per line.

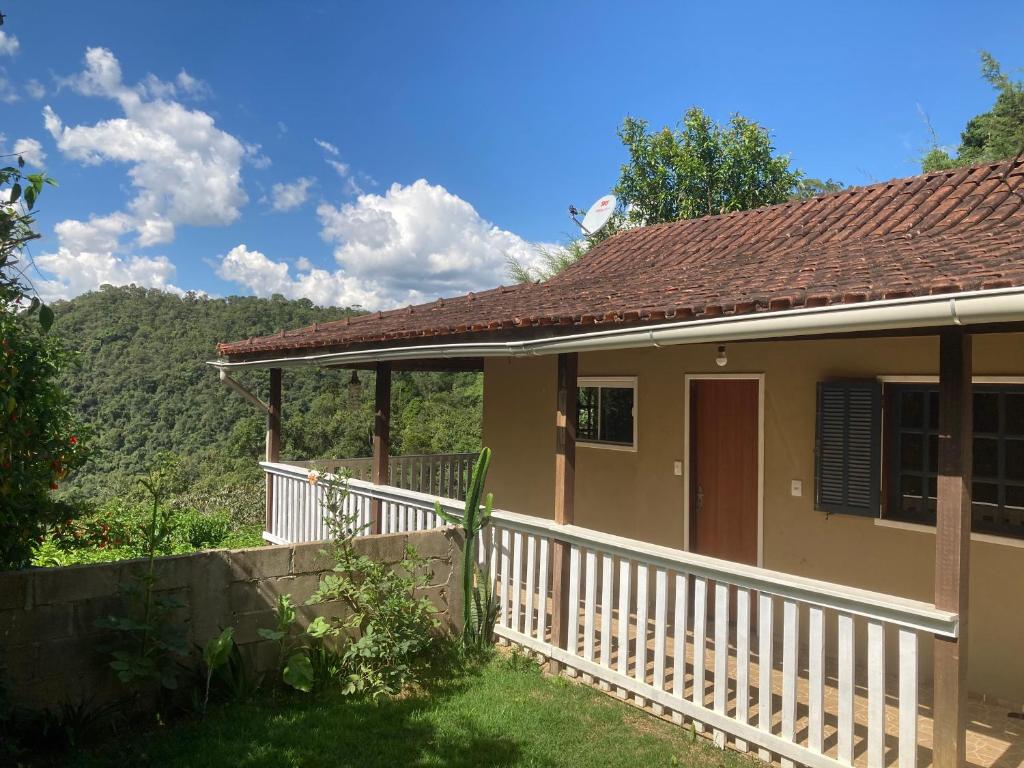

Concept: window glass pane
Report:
left=599, top=387, right=634, bottom=444
left=1006, top=485, right=1024, bottom=510
left=928, top=391, right=939, bottom=430
left=900, top=433, right=924, bottom=471
left=973, top=481, right=999, bottom=505
left=974, top=437, right=999, bottom=478
left=900, top=390, right=924, bottom=429
left=1006, top=440, right=1024, bottom=481
left=577, top=387, right=599, bottom=441
left=974, top=392, right=1000, bottom=434
left=1006, top=394, right=1024, bottom=436
left=928, top=433, right=938, bottom=473
left=899, top=474, right=922, bottom=516
left=926, top=476, right=937, bottom=501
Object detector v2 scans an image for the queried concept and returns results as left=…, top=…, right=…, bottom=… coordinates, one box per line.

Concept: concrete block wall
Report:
left=0, top=527, right=463, bottom=711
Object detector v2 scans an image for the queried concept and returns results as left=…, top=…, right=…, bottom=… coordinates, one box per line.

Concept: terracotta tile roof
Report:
left=218, top=159, right=1024, bottom=360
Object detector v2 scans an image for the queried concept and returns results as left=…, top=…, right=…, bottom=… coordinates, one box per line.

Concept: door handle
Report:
left=696, top=484, right=704, bottom=515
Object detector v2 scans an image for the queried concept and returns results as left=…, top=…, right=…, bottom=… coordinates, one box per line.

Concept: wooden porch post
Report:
left=933, top=329, right=972, bottom=768
left=548, top=352, right=577, bottom=674
left=265, top=368, right=282, bottom=533
left=370, top=361, right=392, bottom=535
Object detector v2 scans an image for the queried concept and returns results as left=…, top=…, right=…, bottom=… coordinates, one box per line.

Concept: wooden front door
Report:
left=689, top=379, right=760, bottom=565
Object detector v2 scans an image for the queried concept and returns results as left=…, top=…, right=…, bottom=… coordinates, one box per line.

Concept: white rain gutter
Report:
left=207, top=286, right=1024, bottom=371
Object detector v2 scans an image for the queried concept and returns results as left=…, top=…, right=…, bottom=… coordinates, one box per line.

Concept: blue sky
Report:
left=2, top=1, right=1022, bottom=308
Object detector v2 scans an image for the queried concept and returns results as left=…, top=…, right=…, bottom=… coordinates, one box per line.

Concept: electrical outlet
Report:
left=791, top=479, right=802, bottom=497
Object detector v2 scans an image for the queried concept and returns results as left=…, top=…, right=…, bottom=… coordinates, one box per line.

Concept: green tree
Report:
left=1, top=158, right=86, bottom=568
left=923, top=52, right=1024, bottom=172
left=508, top=106, right=804, bottom=283
left=615, top=107, right=801, bottom=225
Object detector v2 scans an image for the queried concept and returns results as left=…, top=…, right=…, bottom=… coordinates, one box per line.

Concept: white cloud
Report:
left=218, top=179, right=552, bottom=309
left=24, top=78, right=45, bottom=99
left=45, top=47, right=248, bottom=239
left=12, top=137, right=45, bottom=167
left=0, top=32, right=19, bottom=57
left=0, top=70, right=18, bottom=103
left=216, top=244, right=382, bottom=308
left=314, top=138, right=339, bottom=156
left=327, top=158, right=350, bottom=178
left=34, top=214, right=181, bottom=301
left=268, top=176, right=314, bottom=212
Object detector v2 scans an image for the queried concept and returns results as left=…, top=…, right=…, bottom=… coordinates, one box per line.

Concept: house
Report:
left=214, top=159, right=1024, bottom=768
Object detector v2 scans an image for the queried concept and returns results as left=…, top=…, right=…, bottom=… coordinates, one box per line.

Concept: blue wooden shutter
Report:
left=815, top=379, right=881, bottom=516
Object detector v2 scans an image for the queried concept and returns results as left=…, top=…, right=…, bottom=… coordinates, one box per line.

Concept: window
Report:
left=814, top=380, right=881, bottom=516
left=577, top=377, right=637, bottom=450
left=885, top=384, right=1024, bottom=539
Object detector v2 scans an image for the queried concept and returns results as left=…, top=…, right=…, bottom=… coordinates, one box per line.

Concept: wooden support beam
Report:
left=933, top=329, right=972, bottom=768
left=370, top=361, right=392, bottom=535
left=265, top=368, right=282, bottom=534
left=548, top=352, right=578, bottom=674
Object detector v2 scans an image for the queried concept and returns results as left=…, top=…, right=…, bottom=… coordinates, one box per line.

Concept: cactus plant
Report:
left=433, top=448, right=498, bottom=650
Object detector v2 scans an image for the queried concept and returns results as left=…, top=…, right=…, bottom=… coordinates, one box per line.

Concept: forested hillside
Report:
left=52, top=286, right=483, bottom=501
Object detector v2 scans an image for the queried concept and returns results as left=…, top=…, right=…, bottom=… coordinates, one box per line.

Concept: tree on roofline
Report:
left=922, top=52, right=1024, bottom=172
left=509, top=106, right=810, bottom=282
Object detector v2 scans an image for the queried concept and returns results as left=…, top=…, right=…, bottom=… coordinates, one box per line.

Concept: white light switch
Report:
left=673, top=460, right=683, bottom=476
left=791, top=479, right=803, bottom=497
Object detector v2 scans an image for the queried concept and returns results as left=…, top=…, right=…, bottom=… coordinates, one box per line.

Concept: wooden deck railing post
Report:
left=370, top=361, right=392, bottom=535
left=548, top=352, right=577, bottom=674
left=934, top=329, right=972, bottom=768
left=265, top=368, right=282, bottom=534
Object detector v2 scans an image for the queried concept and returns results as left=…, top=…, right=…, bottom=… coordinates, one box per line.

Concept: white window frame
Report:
left=576, top=376, right=638, bottom=452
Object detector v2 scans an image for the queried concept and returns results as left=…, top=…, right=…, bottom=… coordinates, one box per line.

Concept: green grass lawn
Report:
left=69, top=652, right=755, bottom=768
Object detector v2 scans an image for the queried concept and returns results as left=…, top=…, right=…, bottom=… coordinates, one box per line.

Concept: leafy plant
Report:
left=433, top=447, right=498, bottom=651
left=199, top=627, right=234, bottom=714
left=95, top=459, right=188, bottom=697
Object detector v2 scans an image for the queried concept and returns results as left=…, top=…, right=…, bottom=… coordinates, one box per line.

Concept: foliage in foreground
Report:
left=32, top=453, right=264, bottom=567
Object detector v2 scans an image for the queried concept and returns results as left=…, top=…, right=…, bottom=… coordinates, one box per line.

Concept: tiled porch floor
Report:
left=509, top=603, right=1023, bottom=768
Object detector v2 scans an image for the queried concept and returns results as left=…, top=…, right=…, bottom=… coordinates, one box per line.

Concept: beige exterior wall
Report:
left=482, top=333, right=1024, bottom=703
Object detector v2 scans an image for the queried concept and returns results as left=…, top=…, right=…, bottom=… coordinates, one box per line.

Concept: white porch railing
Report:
left=260, top=462, right=959, bottom=768
left=285, top=452, right=478, bottom=500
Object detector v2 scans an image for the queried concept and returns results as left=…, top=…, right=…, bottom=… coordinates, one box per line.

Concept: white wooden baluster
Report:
left=567, top=545, right=582, bottom=670
left=416, top=506, right=424, bottom=531
left=524, top=535, right=537, bottom=639
left=898, top=628, right=918, bottom=768
left=288, top=478, right=298, bottom=542
left=781, top=599, right=799, bottom=768
left=808, top=606, right=825, bottom=754
left=633, top=563, right=649, bottom=706
left=867, top=620, right=885, bottom=768
left=582, top=549, right=597, bottom=683
left=499, top=529, right=510, bottom=631
left=735, top=588, right=751, bottom=752
left=616, top=559, right=631, bottom=699
left=671, top=572, right=688, bottom=725
left=691, top=576, right=707, bottom=727
left=536, top=536, right=549, bottom=643
left=270, top=473, right=279, bottom=539
left=652, top=568, right=668, bottom=715
left=511, top=531, right=524, bottom=634
left=599, top=553, right=614, bottom=691
left=713, top=581, right=730, bottom=748
left=757, top=593, right=774, bottom=762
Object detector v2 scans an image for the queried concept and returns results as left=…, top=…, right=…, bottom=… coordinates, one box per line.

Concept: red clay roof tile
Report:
left=218, top=159, right=1024, bottom=360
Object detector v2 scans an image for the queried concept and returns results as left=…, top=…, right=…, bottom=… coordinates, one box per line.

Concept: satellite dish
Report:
left=576, top=193, right=616, bottom=236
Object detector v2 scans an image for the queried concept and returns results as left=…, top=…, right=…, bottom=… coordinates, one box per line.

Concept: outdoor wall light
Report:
left=715, top=344, right=728, bottom=367
left=347, top=369, right=362, bottom=404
